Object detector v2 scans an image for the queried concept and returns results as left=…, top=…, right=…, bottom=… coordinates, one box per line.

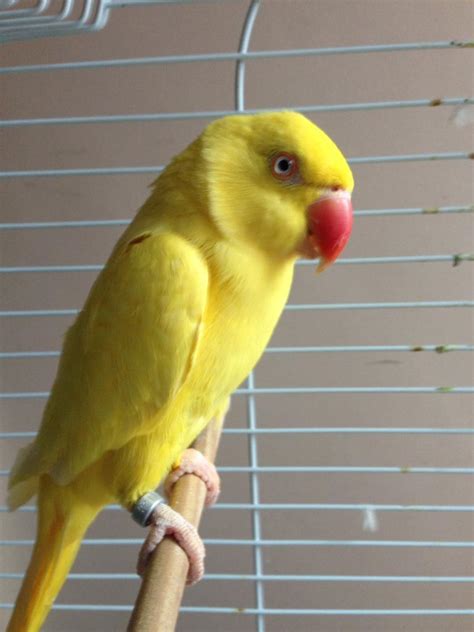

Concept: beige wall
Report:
left=1, top=1, right=473, bottom=631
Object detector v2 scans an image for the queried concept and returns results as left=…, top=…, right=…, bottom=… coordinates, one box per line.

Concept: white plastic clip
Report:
left=362, top=505, right=379, bottom=532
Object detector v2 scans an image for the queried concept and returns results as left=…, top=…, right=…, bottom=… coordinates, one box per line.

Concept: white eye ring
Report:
left=271, top=152, right=298, bottom=180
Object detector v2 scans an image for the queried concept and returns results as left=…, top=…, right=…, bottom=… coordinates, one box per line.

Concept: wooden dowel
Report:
left=127, top=417, right=224, bottom=632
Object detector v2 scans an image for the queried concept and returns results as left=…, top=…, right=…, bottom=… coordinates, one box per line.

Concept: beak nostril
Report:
left=331, top=185, right=342, bottom=192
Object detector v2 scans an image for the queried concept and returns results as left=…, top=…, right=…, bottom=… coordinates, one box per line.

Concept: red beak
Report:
left=307, top=192, right=353, bottom=272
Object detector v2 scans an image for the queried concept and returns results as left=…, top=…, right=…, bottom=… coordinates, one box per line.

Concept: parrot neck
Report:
left=127, top=156, right=223, bottom=251
left=125, top=141, right=300, bottom=271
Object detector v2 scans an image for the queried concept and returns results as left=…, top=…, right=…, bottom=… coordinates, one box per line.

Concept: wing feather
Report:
left=10, top=232, right=208, bottom=491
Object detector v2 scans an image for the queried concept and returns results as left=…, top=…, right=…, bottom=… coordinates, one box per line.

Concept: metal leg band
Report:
left=131, top=491, right=164, bottom=527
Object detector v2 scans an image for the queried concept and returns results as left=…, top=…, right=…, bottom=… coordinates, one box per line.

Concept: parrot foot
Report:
left=137, top=502, right=205, bottom=585
left=164, top=448, right=220, bottom=507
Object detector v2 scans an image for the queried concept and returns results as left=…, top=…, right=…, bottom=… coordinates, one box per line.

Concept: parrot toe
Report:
left=137, top=502, right=205, bottom=585
left=164, top=447, right=221, bottom=507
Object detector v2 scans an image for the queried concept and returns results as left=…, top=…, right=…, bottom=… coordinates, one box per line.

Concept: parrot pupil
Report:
left=278, top=158, right=290, bottom=172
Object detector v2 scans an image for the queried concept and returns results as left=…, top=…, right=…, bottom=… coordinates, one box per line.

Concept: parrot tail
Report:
left=7, top=475, right=101, bottom=632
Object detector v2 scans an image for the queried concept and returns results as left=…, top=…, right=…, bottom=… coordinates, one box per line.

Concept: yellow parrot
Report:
left=6, top=111, right=354, bottom=631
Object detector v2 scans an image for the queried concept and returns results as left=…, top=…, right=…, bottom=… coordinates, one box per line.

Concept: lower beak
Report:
left=307, top=191, right=353, bottom=272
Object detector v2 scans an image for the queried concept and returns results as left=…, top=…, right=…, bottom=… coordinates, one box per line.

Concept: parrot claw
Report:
left=164, top=448, right=220, bottom=507
left=136, top=449, right=219, bottom=585
left=137, top=503, right=205, bottom=585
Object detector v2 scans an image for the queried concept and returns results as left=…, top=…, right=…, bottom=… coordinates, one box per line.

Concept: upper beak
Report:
left=306, top=190, right=353, bottom=272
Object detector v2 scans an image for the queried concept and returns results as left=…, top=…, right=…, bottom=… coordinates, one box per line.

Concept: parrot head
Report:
left=200, top=111, right=354, bottom=271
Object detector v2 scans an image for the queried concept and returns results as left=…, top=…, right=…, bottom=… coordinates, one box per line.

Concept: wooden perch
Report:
left=127, top=417, right=224, bottom=632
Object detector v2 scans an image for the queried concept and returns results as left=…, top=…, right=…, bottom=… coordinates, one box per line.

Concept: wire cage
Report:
left=1, top=1, right=473, bottom=631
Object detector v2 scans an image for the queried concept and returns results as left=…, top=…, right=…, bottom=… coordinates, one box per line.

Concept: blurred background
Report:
left=0, top=1, right=473, bottom=630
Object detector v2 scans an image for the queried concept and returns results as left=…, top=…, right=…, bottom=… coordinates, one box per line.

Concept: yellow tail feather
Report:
left=7, top=476, right=100, bottom=632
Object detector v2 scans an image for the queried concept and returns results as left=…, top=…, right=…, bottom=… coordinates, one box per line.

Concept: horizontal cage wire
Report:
left=0, top=0, right=473, bottom=631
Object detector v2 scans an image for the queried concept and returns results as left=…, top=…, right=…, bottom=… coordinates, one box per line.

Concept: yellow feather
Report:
left=7, top=112, right=353, bottom=631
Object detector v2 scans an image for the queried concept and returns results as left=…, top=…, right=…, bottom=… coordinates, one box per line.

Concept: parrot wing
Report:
left=10, top=231, right=209, bottom=496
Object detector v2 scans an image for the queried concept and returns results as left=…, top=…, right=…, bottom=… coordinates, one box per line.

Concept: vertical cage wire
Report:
left=236, top=2, right=266, bottom=631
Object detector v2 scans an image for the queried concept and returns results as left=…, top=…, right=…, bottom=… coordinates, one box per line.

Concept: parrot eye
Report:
left=271, top=153, right=299, bottom=181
